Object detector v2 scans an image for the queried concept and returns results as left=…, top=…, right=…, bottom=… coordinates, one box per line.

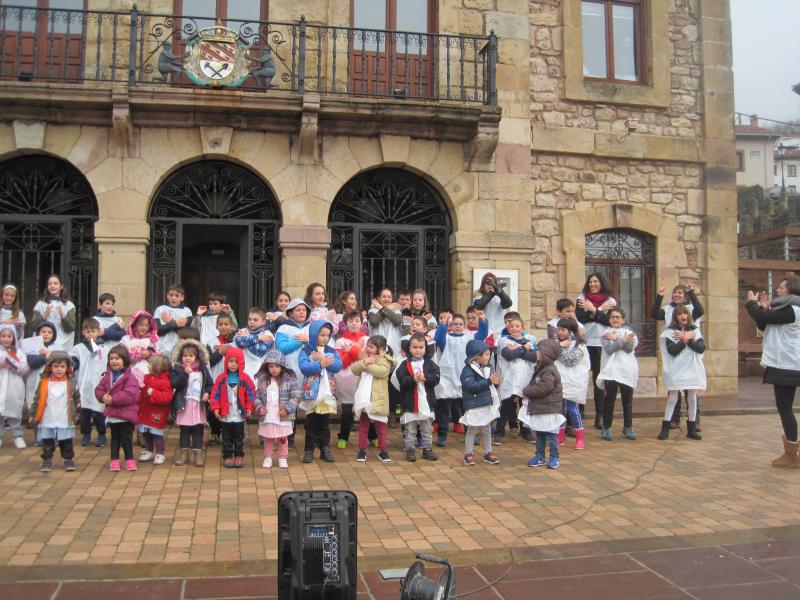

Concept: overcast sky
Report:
left=731, top=0, right=800, bottom=124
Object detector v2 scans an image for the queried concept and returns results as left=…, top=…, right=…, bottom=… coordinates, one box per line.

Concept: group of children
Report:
left=0, top=271, right=707, bottom=473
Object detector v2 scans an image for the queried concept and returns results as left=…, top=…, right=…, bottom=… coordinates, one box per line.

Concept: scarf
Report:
left=227, top=371, right=239, bottom=386
left=583, top=292, right=609, bottom=307
left=770, top=294, right=800, bottom=309
left=111, top=368, right=123, bottom=383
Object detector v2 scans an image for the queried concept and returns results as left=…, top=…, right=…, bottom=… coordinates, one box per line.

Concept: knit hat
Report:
left=465, top=339, right=491, bottom=363
left=263, top=349, right=288, bottom=368
left=286, top=298, right=310, bottom=314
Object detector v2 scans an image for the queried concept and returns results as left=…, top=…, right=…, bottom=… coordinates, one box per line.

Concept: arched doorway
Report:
left=148, top=160, right=281, bottom=317
left=0, top=154, right=98, bottom=337
left=585, top=228, right=656, bottom=356
left=328, top=168, right=451, bottom=310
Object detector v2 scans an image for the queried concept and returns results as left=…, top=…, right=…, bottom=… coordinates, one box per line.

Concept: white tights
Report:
left=664, top=389, right=697, bottom=421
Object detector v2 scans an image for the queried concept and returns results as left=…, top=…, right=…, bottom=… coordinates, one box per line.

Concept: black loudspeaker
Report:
left=278, top=491, right=357, bottom=599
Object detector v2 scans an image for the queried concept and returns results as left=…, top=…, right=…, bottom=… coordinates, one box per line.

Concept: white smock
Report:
left=555, top=341, right=591, bottom=405
left=153, top=305, right=193, bottom=354
left=474, top=294, right=508, bottom=340
left=33, top=299, right=76, bottom=352
left=121, top=335, right=152, bottom=387
left=197, top=314, right=221, bottom=347
left=352, top=370, right=389, bottom=424
left=0, top=348, right=28, bottom=418
left=660, top=328, right=707, bottom=391
left=401, top=358, right=434, bottom=424
left=368, top=308, right=403, bottom=358
left=70, top=341, right=107, bottom=412
left=596, top=327, right=639, bottom=389
left=333, top=336, right=366, bottom=404
left=93, top=314, right=124, bottom=351
left=496, top=336, right=536, bottom=399
left=275, top=322, right=310, bottom=381
left=434, top=333, right=475, bottom=399
left=518, top=399, right=566, bottom=433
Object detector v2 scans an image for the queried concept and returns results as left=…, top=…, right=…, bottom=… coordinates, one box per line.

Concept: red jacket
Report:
left=337, top=330, right=365, bottom=369
left=138, top=371, right=173, bottom=429
left=209, top=347, right=255, bottom=417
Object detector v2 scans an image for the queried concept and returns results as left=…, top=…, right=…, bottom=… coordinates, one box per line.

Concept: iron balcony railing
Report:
left=0, top=4, right=497, bottom=105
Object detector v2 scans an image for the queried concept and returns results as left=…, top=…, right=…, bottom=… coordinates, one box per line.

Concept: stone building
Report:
left=0, top=0, right=736, bottom=395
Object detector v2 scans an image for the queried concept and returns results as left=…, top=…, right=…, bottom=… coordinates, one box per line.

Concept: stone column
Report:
left=94, top=221, right=150, bottom=319
left=279, top=225, right=332, bottom=299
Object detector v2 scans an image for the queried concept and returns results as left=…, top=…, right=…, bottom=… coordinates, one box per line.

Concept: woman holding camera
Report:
left=746, top=276, right=800, bottom=467
left=473, top=272, right=513, bottom=336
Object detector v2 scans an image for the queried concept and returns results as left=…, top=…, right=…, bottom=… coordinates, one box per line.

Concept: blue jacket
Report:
left=234, top=324, right=272, bottom=357
left=298, top=320, right=343, bottom=402
left=460, top=363, right=493, bottom=411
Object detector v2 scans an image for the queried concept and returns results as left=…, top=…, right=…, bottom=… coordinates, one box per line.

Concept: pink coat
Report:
left=95, top=367, right=141, bottom=423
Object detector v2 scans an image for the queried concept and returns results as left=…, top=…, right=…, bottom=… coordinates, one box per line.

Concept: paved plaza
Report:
left=1, top=383, right=799, bottom=597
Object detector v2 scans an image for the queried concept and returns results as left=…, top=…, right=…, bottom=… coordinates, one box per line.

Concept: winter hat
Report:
left=286, top=298, right=310, bottom=315
left=465, top=339, right=491, bottom=363
left=263, top=349, right=288, bottom=368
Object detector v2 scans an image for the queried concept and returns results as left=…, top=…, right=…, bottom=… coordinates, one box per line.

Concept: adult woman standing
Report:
left=575, top=272, right=617, bottom=429
left=746, top=276, right=800, bottom=467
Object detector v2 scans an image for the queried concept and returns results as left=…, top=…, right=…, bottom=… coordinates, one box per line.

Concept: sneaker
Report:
left=356, top=449, right=367, bottom=462
left=64, top=459, right=76, bottom=471
left=154, top=454, right=166, bottom=465
left=80, top=434, right=90, bottom=447
left=278, top=458, right=288, bottom=469
left=302, top=451, right=314, bottom=463
left=378, top=450, right=392, bottom=463
left=223, top=457, right=235, bottom=468
left=547, top=455, right=560, bottom=469
left=109, top=459, right=121, bottom=472
left=40, top=459, right=53, bottom=473
left=405, top=449, right=417, bottom=462
left=528, top=455, right=545, bottom=467
left=234, top=456, right=244, bottom=468
left=95, top=434, right=106, bottom=447
left=370, top=438, right=379, bottom=448
left=601, top=428, right=613, bottom=441
left=337, top=438, right=347, bottom=449
left=435, top=435, right=447, bottom=447
left=13, top=436, right=26, bottom=449
left=421, top=448, right=438, bottom=461
left=622, top=427, right=637, bottom=441
left=453, top=424, right=465, bottom=435
left=125, top=459, right=137, bottom=471
left=138, top=451, right=154, bottom=462
left=463, top=453, right=476, bottom=466
left=483, top=453, right=500, bottom=465
left=262, top=457, right=272, bottom=468
left=492, top=435, right=504, bottom=446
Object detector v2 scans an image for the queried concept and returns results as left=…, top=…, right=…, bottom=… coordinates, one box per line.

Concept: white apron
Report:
left=496, top=336, right=536, bottom=399
left=660, top=328, right=707, bottom=390
left=597, top=327, right=639, bottom=389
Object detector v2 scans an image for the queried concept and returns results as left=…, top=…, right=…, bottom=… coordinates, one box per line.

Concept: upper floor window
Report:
left=175, top=0, right=268, bottom=30
left=582, top=0, right=643, bottom=83
left=736, top=151, right=744, bottom=172
left=789, top=165, right=798, bottom=178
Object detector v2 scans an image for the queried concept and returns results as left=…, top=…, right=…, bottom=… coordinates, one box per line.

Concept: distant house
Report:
left=735, top=115, right=781, bottom=189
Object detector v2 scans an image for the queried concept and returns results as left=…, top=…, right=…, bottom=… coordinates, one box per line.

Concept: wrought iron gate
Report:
left=148, top=161, right=281, bottom=314
left=328, top=168, right=450, bottom=310
left=0, top=155, right=97, bottom=338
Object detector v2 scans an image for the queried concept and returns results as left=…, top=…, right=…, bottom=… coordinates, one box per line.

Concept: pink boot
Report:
left=574, top=429, right=585, bottom=450
left=557, top=427, right=566, bottom=446
left=109, top=459, right=120, bottom=472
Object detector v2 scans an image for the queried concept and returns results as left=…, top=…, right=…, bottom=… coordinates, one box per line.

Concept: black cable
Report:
left=455, top=429, right=683, bottom=598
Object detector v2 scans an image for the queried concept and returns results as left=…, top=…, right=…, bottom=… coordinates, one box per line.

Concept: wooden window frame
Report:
left=349, top=0, right=436, bottom=35
left=173, top=0, right=269, bottom=25
left=582, top=0, right=645, bottom=85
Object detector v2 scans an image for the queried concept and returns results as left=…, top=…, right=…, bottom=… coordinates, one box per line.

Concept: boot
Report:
left=173, top=448, right=189, bottom=466
left=772, top=435, right=800, bottom=468
left=657, top=420, right=671, bottom=441
left=557, top=427, right=566, bottom=446
left=686, top=421, right=702, bottom=441
left=320, top=446, right=335, bottom=462
left=574, top=428, right=585, bottom=450
left=193, top=449, right=205, bottom=467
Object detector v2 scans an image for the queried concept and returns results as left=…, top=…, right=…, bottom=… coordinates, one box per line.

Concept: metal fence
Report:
left=0, top=5, right=496, bottom=104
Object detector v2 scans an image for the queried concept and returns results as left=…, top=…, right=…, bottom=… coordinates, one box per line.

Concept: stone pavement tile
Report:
left=629, top=547, right=781, bottom=589
left=0, top=582, right=59, bottom=600
left=688, top=581, right=800, bottom=600
left=756, top=556, right=800, bottom=586
left=183, top=576, right=276, bottom=598
left=494, top=571, right=690, bottom=599
left=476, top=554, right=644, bottom=581
left=55, top=580, right=182, bottom=600
left=725, top=539, right=800, bottom=561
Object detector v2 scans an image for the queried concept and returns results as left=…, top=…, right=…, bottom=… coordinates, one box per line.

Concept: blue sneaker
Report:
left=528, top=455, right=546, bottom=467
left=81, top=434, right=90, bottom=447
left=547, top=455, right=560, bottom=469
left=601, top=428, right=613, bottom=441
left=96, top=434, right=106, bottom=448
left=435, top=435, right=447, bottom=447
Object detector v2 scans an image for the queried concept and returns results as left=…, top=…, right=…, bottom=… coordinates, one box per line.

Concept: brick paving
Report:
left=1, top=379, right=799, bottom=597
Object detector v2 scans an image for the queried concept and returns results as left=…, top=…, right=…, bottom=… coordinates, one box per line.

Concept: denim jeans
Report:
left=564, top=400, right=583, bottom=430
left=535, top=431, right=558, bottom=459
